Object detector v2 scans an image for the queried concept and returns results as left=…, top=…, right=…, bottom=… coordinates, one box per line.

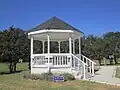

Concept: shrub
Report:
left=23, top=72, right=53, bottom=81
left=60, top=73, right=75, bottom=81
left=116, top=67, right=120, bottom=78
left=40, top=72, right=53, bottom=81
left=23, top=73, right=40, bottom=80
left=23, top=72, right=75, bottom=81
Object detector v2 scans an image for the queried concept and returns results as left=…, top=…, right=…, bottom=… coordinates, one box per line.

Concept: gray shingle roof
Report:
left=29, top=16, right=83, bottom=34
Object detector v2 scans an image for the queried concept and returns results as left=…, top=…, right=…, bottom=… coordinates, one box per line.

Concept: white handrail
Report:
left=71, top=54, right=88, bottom=66
left=50, top=53, right=70, bottom=56
left=33, top=53, right=71, bottom=67
left=75, top=54, right=96, bottom=76
left=76, top=54, right=96, bottom=64
left=33, top=54, right=48, bottom=57
left=81, top=54, right=96, bottom=64
left=33, top=53, right=70, bottom=57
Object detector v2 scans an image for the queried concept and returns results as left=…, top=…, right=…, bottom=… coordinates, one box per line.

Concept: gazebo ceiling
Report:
left=32, top=32, right=81, bottom=41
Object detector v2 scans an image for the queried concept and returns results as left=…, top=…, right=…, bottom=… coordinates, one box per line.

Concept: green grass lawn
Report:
left=0, top=63, right=28, bottom=73
left=116, top=66, right=120, bottom=79
left=0, top=63, right=120, bottom=90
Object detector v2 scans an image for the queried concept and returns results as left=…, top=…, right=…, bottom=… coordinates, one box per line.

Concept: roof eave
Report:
left=28, top=29, right=74, bottom=36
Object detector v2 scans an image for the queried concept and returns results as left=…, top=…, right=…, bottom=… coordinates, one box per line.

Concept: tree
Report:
left=0, top=26, right=30, bottom=73
left=82, top=35, right=103, bottom=65
left=102, top=32, right=120, bottom=64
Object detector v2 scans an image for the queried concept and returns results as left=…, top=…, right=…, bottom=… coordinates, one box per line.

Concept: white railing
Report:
left=71, top=54, right=88, bottom=79
left=32, top=54, right=47, bottom=67
left=32, top=53, right=71, bottom=67
left=32, top=53, right=95, bottom=79
left=75, top=54, right=96, bottom=76
left=50, top=53, right=70, bottom=67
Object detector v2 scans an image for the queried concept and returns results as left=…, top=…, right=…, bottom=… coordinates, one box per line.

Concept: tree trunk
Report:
left=98, top=60, right=101, bottom=66
left=13, top=63, right=17, bottom=72
left=8, top=62, right=17, bottom=73
left=114, top=55, right=117, bottom=65
left=9, top=63, right=13, bottom=73
left=110, top=59, right=113, bottom=65
left=28, top=61, right=31, bottom=70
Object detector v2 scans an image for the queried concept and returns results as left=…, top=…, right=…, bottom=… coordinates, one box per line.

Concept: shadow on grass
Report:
left=0, top=70, right=23, bottom=75
left=95, top=73, right=101, bottom=75
left=95, top=69, right=99, bottom=72
left=100, top=63, right=120, bottom=66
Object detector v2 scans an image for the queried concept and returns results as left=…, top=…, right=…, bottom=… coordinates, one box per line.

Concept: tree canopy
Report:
left=0, top=26, right=120, bottom=73
left=0, top=26, right=30, bottom=73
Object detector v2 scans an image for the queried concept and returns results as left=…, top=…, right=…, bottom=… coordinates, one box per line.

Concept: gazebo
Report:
left=28, top=16, right=95, bottom=79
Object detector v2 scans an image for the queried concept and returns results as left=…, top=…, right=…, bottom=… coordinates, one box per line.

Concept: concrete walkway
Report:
left=90, top=66, right=120, bottom=85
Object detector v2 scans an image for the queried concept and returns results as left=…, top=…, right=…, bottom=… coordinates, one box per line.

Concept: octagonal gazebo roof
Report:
left=28, top=16, right=84, bottom=41
left=29, top=16, right=83, bottom=33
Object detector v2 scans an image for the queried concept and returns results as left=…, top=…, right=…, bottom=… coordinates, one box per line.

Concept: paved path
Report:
left=90, top=66, right=120, bottom=85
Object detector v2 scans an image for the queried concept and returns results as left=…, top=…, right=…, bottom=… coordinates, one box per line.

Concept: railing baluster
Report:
left=86, top=58, right=88, bottom=64
left=52, top=56, right=55, bottom=65
left=83, top=64, right=86, bottom=79
left=80, top=65, right=82, bottom=76
left=75, top=54, right=96, bottom=77
left=74, top=57, right=75, bottom=68
left=61, top=56, right=63, bottom=65
left=58, top=56, right=60, bottom=65
left=57, top=56, right=59, bottom=65
left=66, top=56, right=67, bottom=65
left=75, top=58, right=77, bottom=69
left=42, top=57, right=43, bottom=64
left=92, top=63, right=94, bottom=76
left=66, top=56, right=68, bottom=65
left=63, top=56, right=65, bottom=65
left=59, top=56, right=62, bottom=65
left=55, top=56, right=57, bottom=65
left=61, top=56, right=62, bottom=65
left=89, top=62, right=91, bottom=74
left=77, top=59, right=79, bottom=71
left=62, top=56, right=63, bottom=65
left=55, top=56, right=56, bottom=65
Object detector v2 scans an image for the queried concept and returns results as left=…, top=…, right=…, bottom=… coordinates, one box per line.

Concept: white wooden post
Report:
left=69, top=38, right=72, bottom=54
left=77, top=38, right=81, bottom=72
left=42, top=41, right=45, bottom=54
left=83, top=64, right=86, bottom=79
left=89, top=62, right=92, bottom=74
left=73, top=39, right=75, bottom=54
left=69, top=37, right=72, bottom=67
left=31, top=37, right=33, bottom=73
left=47, top=35, right=50, bottom=72
left=73, top=39, right=75, bottom=68
left=78, top=38, right=81, bottom=75
left=92, top=63, right=94, bottom=76
left=58, top=41, right=61, bottom=53
left=47, top=35, right=50, bottom=56
left=79, top=37, right=81, bottom=55
left=80, top=66, right=82, bottom=76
